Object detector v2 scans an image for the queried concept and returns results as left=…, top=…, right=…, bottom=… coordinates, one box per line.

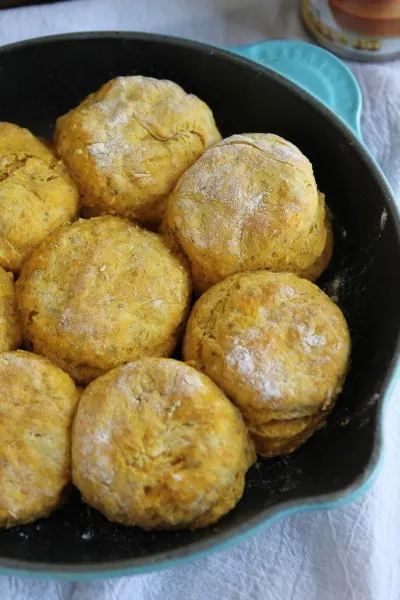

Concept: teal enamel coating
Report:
left=230, top=40, right=362, bottom=139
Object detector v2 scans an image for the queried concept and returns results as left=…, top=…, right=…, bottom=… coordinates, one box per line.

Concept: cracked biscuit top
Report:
left=163, top=133, right=331, bottom=293
left=54, top=76, right=221, bottom=227
left=0, top=123, right=79, bottom=272
left=72, top=358, right=256, bottom=530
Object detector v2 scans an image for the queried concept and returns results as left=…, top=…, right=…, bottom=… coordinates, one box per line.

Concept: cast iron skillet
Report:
left=0, top=32, right=400, bottom=580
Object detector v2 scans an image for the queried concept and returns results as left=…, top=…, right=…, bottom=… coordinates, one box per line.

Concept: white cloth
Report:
left=0, top=1, right=399, bottom=598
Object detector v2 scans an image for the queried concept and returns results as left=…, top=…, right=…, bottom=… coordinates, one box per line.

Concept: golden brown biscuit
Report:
left=0, top=350, right=79, bottom=527
left=55, top=76, right=221, bottom=227
left=183, top=271, right=350, bottom=457
left=72, top=358, right=255, bottom=530
left=249, top=412, right=327, bottom=457
left=0, top=122, right=79, bottom=272
left=17, top=216, right=191, bottom=385
left=0, top=267, right=22, bottom=352
left=163, top=133, right=331, bottom=293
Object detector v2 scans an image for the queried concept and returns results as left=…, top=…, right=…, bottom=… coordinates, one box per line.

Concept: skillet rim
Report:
left=0, top=30, right=399, bottom=579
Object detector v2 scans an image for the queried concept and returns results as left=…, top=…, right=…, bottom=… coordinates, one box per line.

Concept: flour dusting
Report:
left=368, top=392, right=380, bottom=407
left=227, top=341, right=281, bottom=399
left=96, top=428, right=111, bottom=444
left=325, top=274, right=345, bottom=303
left=114, top=371, right=139, bottom=402
left=246, top=191, right=267, bottom=210
left=297, top=324, right=326, bottom=350
left=86, top=78, right=137, bottom=171
left=304, top=332, right=326, bottom=349
left=279, top=285, right=295, bottom=299
left=89, top=137, right=132, bottom=171
left=380, top=209, right=388, bottom=231
left=18, top=531, right=29, bottom=539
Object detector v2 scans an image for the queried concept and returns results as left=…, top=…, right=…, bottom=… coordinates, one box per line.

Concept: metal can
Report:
left=302, top=0, right=400, bottom=61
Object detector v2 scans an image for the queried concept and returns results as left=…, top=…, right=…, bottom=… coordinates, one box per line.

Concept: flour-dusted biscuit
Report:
left=0, top=123, right=79, bottom=272
left=55, top=76, right=221, bottom=227
left=72, top=358, right=255, bottom=530
left=163, top=134, right=331, bottom=293
left=0, top=351, right=79, bottom=527
left=17, top=216, right=191, bottom=384
left=183, top=271, right=350, bottom=457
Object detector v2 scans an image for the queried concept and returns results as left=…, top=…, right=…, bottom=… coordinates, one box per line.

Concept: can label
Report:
left=302, top=0, right=400, bottom=60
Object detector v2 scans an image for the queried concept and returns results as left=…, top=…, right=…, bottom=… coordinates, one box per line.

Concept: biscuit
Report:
left=55, top=76, right=221, bottom=227
left=0, top=351, right=79, bottom=527
left=183, top=271, right=350, bottom=457
left=0, top=267, right=22, bottom=352
left=163, top=134, right=331, bottom=293
left=0, top=122, right=79, bottom=271
left=72, top=358, right=255, bottom=530
left=16, top=216, right=191, bottom=385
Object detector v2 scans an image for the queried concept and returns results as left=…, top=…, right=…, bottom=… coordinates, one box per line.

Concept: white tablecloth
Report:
left=0, top=1, right=399, bottom=598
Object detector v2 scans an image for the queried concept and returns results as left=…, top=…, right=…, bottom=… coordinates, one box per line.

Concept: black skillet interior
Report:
left=0, top=32, right=400, bottom=576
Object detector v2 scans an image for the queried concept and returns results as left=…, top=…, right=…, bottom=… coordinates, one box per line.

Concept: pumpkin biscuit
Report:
left=163, top=134, right=331, bottom=293
left=0, top=351, right=79, bottom=527
left=17, top=216, right=191, bottom=384
left=0, top=122, right=79, bottom=272
left=72, top=358, right=256, bottom=530
left=183, top=271, right=350, bottom=457
left=55, top=76, right=221, bottom=227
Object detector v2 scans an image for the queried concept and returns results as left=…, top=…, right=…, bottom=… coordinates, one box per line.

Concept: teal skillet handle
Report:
left=229, top=40, right=362, bottom=140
